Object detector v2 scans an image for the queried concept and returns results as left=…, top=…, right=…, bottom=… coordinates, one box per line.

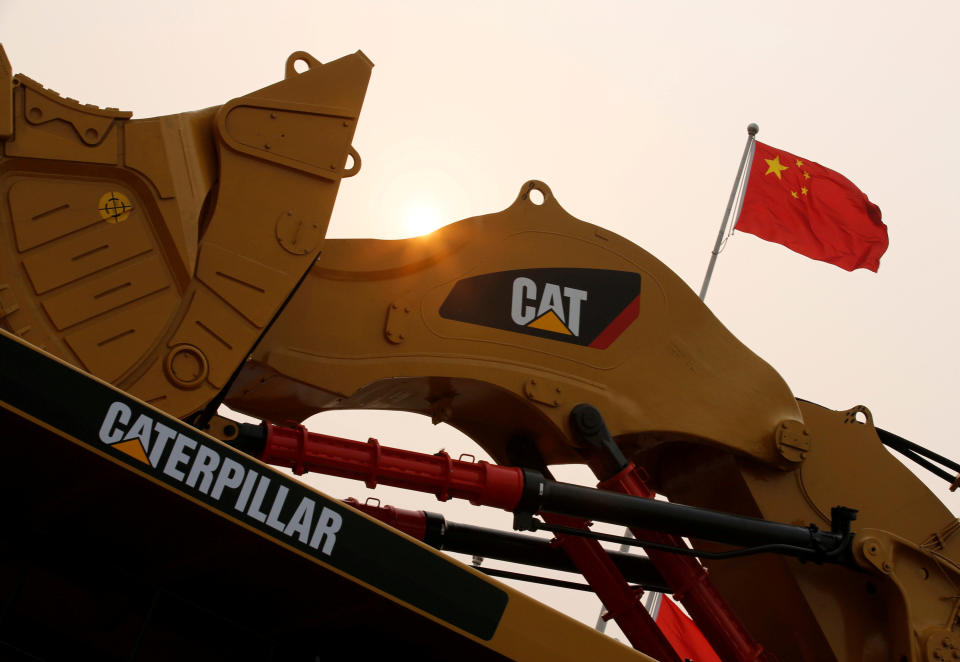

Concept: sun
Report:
left=403, top=203, right=443, bottom=237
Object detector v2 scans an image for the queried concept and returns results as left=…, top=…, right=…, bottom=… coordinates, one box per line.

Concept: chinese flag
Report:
left=736, top=141, right=888, bottom=272
left=656, top=597, right=721, bottom=662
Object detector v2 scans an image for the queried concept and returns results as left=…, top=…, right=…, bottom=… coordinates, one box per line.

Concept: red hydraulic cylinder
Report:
left=540, top=511, right=681, bottom=662
left=260, top=422, right=524, bottom=510
left=600, top=463, right=769, bottom=662
left=342, top=497, right=428, bottom=540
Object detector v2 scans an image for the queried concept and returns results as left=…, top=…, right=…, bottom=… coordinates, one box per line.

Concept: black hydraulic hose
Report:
left=877, top=427, right=960, bottom=480
left=438, top=521, right=670, bottom=592
left=533, top=520, right=849, bottom=563
left=881, top=439, right=955, bottom=483
left=516, top=470, right=852, bottom=562
left=473, top=567, right=631, bottom=593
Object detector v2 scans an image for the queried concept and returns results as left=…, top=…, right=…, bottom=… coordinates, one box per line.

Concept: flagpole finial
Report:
left=747, top=123, right=759, bottom=136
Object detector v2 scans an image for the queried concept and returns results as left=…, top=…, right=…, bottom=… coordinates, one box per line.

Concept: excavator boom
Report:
left=1, top=44, right=959, bottom=662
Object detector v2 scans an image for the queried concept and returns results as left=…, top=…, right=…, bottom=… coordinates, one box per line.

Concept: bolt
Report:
left=530, top=380, right=537, bottom=386
left=404, top=307, right=410, bottom=313
left=270, top=112, right=277, bottom=119
left=882, top=561, right=892, bottom=573
left=264, top=143, right=271, bottom=150
left=555, top=387, right=562, bottom=393
left=391, top=303, right=399, bottom=310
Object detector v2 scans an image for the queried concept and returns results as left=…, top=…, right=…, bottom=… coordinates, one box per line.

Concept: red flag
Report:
left=656, top=597, right=721, bottom=662
left=736, top=141, right=888, bottom=272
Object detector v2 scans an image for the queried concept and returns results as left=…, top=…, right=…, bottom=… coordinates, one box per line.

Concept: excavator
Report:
left=1, top=43, right=959, bottom=662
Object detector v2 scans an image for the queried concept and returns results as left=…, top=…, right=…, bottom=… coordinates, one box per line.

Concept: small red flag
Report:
left=736, top=141, right=888, bottom=272
left=656, top=597, right=721, bottom=662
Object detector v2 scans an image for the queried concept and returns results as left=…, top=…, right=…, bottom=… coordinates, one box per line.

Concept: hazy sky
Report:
left=4, top=0, right=959, bottom=641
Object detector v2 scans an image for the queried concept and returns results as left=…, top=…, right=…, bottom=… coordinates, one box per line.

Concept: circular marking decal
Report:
left=98, top=191, right=133, bottom=224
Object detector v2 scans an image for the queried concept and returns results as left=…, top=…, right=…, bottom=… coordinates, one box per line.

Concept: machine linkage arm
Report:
left=228, top=419, right=855, bottom=565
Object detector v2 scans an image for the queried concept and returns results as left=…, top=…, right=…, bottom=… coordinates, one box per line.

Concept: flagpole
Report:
left=698, top=123, right=758, bottom=301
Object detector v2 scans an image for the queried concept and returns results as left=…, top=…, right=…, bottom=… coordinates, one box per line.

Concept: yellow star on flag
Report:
left=801, top=187, right=808, bottom=196
left=764, top=155, right=789, bottom=180
left=791, top=191, right=799, bottom=198
left=796, top=159, right=804, bottom=167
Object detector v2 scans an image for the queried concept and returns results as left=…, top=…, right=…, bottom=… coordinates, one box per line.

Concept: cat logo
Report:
left=510, top=277, right=587, bottom=336
left=440, top=268, right=642, bottom=348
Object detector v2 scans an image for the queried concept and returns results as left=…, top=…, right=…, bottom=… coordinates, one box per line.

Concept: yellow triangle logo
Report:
left=528, top=310, right=573, bottom=335
left=113, top=439, right=150, bottom=465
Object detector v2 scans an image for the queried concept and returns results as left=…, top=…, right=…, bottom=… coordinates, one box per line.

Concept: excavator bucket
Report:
left=0, top=47, right=372, bottom=418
